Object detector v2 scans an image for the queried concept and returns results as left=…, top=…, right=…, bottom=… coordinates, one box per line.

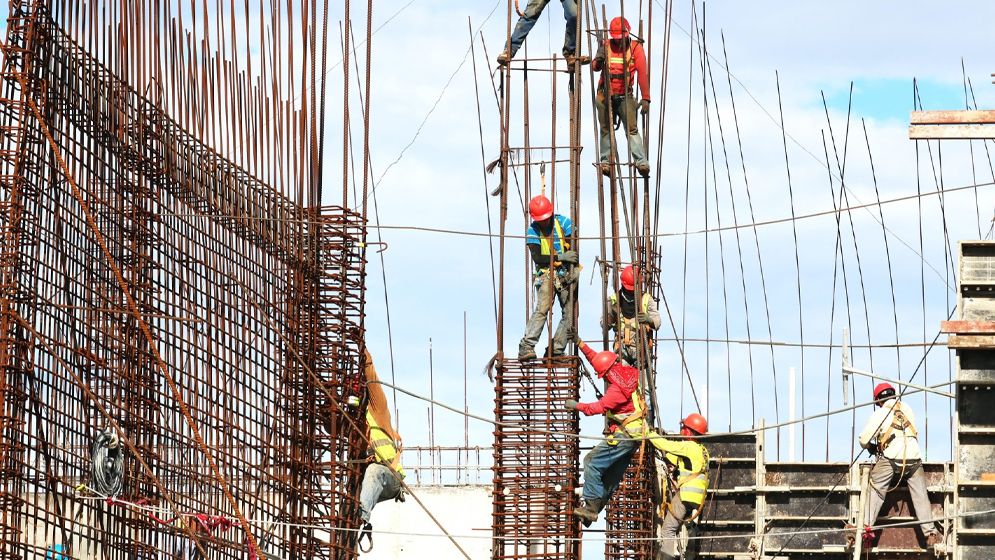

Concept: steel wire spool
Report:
left=91, top=428, right=124, bottom=496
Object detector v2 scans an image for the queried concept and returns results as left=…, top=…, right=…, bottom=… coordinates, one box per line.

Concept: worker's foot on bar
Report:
left=565, top=54, right=590, bottom=69
left=518, top=346, right=537, bottom=360
left=843, top=523, right=858, bottom=547
left=599, top=163, right=611, bottom=177
left=573, top=498, right=604, bottom=527
left=635, top=162, right=650, bottom=177
left=925, top=531, right=943, bottom=547
left=497, top=51, right=511, bottom=65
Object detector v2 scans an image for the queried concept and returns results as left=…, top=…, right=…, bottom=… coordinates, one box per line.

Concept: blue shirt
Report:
left=526, top=214, right=573, bottom=254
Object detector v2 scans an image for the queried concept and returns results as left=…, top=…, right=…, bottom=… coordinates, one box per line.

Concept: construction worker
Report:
left=602, top=264, right=661, bottom=366
left=356, top=350, right=405, bottom=552
left=652, top=414, right=711, bottom=560
left=857, top=382, right=942, bottom=549
left=497, top=0, right=579, bottom=65
left=567, top=340, right=643, bottom=525
left=592, top=17, right=650, bottom=177
left=519, top=194, right=578, bottom=360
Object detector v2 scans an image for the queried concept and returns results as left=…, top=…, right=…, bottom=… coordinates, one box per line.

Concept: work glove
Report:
left=565, top=399, right=578, bottom=410
left=558, top=250, right=578, bottom=264
left=639, top=99, right=650, bottom=115
left=636, top=312, right=653, bottom=325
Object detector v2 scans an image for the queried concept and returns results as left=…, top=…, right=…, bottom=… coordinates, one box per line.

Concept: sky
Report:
left=327, top=0, right=995, bottom=469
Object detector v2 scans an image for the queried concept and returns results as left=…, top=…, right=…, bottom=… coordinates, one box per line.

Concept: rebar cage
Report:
left=0, top=3, right=369, bottom=559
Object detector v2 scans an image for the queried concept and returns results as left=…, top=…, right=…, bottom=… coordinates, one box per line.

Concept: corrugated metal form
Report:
left=949, top=241, right=995, bottom=560
left=491, top=357, right=582, bottom=560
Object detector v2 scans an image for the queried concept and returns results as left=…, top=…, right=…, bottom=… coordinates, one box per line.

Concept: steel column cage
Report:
left=492, top=357, right=582, bottom=560
left=0, top=5, right=369, bottom=560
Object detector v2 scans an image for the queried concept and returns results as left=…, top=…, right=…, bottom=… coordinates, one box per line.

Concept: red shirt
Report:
left=593, top=39, right=650, bottom=101
left=576, top=344, right=638, bottom=427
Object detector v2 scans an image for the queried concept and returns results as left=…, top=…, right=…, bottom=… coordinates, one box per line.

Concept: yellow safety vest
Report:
left=537, top=218, right=568, bottom=257
left=608, top=292, right=651, bottom=347
left=650, top=436, right=709, bottom=507
left=366, top=411, right=404, bottom=477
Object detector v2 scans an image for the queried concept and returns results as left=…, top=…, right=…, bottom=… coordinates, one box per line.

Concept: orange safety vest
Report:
left=605, top=41, right=637, bottom=95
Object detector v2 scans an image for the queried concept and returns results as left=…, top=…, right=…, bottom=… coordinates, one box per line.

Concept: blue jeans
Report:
left=595, top=92, right=646, bottom=166
left=582, top=431, right=639, bottom=502
left=359, top=463, right=402, bottom=522
left=506, top=0, right=578, bottom=57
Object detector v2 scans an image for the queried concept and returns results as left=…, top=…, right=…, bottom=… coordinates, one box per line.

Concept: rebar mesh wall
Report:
left=0, top=6, right=367, bottom=560
left=492, top=357, right=581, bottom=559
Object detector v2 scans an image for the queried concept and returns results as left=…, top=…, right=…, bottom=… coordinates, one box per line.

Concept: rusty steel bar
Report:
left=0, top=2, right=371, bottom=559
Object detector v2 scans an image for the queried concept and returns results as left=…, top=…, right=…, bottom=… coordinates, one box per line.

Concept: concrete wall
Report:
left=364, top=485, right=493, bottom=559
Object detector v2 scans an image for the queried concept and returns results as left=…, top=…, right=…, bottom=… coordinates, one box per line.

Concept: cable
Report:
left=90, top=428, right=124, bottom=496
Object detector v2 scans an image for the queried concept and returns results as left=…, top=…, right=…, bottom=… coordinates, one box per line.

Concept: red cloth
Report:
left=577, top=344, right=638, bottom=427
left=594, top=39, right=650, bottom=101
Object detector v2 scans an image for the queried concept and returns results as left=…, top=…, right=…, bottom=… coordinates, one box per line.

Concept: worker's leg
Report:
left=519, top=272, right=554, bottom=357
left=622, top=94, right=647, bottom=166
left=582, top=434, right=639, bottom=503
left=560, top=0, right=578, bottom=56
left=903, top=460, right=939, bottom=536
left=658, top=488, right=687, bottom=560
left=358, top=464, right=401, bottom=522
left=506, top=0, right=553, bottom=56
left=551, top=270, right=577, bottom=355
left=595, top=92, right=612, bottom=163
left=863, top=456, right=895, bottom=528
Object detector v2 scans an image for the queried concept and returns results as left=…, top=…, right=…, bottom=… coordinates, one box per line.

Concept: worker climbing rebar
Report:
left=518, top=194, right=578, bottom=360
left=568, top=339, right=646, bottom=526
left=497, top=0, right=586, bottom=66
left=355, top=350, right=406, bottom=553
left=592, top=16, right=651, bottom=177
left=855, top=382, right=943, bottom=550
left=602, top=264, right=661, bottom=367
left=651, top=414, right=711, bottom=560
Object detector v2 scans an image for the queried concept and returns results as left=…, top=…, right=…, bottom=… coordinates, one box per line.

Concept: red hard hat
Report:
left=591, top=350, right=618, bottom=376
left=529, top=195, right=554, bottom=222
left=620, top=265, right=637, bottom=291
left=873, top=382, right=896, bottom=400
left=609, top=17, right=631, bottom=39
left=681, top=413, right=708, bottom=435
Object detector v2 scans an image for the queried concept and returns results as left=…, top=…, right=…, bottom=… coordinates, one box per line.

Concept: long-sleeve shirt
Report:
left=576, top=343, right=637, bottom=422
left=858, top=399, right=921, bottom=461
left=592, top=39, right=650, bottom=101
left=602, top=289, right=662, bottom=332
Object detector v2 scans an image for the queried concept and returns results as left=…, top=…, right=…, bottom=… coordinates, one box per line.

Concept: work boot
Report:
left=635, top=162, right=650, bottom=177
left=497, top=51, right=511, bottom=65
left=565, top=54, right=590, bottom=69
left=925, top=531, right=943, bottom=547
left=573, top=498, right=604, bottom=527
left=518, top=346, right=537, bottom=360
left=599, top=163, right=612, bottom=177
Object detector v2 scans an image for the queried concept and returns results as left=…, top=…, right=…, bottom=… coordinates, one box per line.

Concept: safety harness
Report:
left=877, top=400, right=917, bottom=453
left=534, top=217, right=569, bottom=283
left=608, top=291, right=652, bottom=350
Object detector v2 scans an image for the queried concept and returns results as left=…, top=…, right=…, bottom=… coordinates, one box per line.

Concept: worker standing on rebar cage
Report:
left=602, top=264, right=661, bottom=366
left=567, top=340, right=644, bottom=526
left=856, top=382, right=942, bottom=549
left=497, top=0, right=580, bottom=65
left=518, top=194, right=578, bottom=360
left=355, top=351, right=406, bottom=553
left=592, top=17, right=650, bottom=177
left=651, top=414, right=711, bottom=560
